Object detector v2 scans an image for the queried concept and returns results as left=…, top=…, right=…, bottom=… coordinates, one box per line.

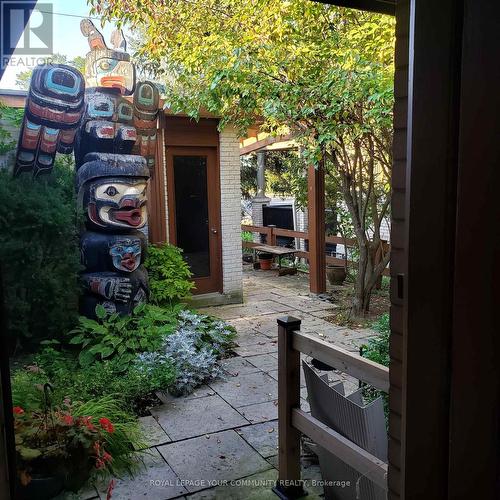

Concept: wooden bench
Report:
left=252, top=244, right=298, bottom=275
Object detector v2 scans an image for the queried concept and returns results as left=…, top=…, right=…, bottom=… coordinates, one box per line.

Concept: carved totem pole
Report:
left=14, top=20, right=160, bottom=319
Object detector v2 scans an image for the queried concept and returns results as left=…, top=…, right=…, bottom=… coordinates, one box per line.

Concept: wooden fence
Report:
left=241, top=224, right=390, bottom=274
left=275, top=316, right=389, bottom=497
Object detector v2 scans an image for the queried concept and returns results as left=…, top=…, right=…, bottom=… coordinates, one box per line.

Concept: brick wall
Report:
left=219, top=126, right=243, bottom=301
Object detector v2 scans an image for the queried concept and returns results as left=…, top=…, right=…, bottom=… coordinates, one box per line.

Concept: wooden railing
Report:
left=242, top=224, right=390, bottom=274
left=274, top=316, right=389, bottom=498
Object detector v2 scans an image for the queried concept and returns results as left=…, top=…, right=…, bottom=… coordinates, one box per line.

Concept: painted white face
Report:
left=95, top=181, right=148, bottom=229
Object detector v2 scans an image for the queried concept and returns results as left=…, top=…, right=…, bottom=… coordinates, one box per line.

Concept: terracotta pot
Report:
left=326, top=265, right=347, bottom=285
left=259, top=255, right=273, bottom=270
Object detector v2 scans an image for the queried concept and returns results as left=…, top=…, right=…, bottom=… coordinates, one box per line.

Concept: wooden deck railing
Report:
left=242, top=224, right=390, bottom=274
left=274, top=316, right=389, bottom=498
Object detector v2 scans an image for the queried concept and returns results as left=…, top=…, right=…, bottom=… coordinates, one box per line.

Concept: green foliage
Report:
left=362, top=313, right=390, bottom=367
left=145, top=243, right=194, bottom=305
left=68, top=303, right=179, bottom=369
left=31, top=346, right=176, bottom=413
left=0, top=104, right=23, bottom=154
left=0, top=160, right=81, bottom=347
left=361, top=313, right=390, bottom=421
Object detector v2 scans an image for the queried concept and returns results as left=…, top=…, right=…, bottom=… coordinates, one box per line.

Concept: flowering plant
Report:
left=14, top=385, right=116, bottom=491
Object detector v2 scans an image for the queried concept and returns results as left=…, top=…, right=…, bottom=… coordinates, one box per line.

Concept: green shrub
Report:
left=68, top=303, right=180, bottom=369
left=0, top=159, right=81, bottom=347
left=145, top=243, right=194, bottom=305
left=31, top=347, right=175, bottom=413
left=361, top=313, right=390, bottom=421
left=362, top=312, right=390, bottom=367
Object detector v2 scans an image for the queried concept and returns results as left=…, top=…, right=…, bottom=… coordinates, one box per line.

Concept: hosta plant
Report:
left=68, top=303, right=180, bottom=369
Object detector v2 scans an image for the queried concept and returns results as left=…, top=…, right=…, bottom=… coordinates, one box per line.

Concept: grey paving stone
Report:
left=96, top=448, right=187, bottom=500
left=137, top=415, right=171, bottom=448
left=267, top=366, right=306, bottom=388
left=220, top=356, right=261, bottom=375
left=53, top=484, right=98, bottom=500
left=209, top=371, right=278, bottom=407
left=234, top=332, right=271, bottom=347
left=186, top=468, right=278, bottom=499
left=237, top=400, right=278, bottom=424
left=158, top=430, right=271, bottom=493
left=234, top=341, right=278, bottom=357
left=245, top=353, right=278, bottom=371
left=151, top=394, right=248, bottom=441
left=157, top=385, right=216, bottom=404
left=236, top=420, right=279, bottom=458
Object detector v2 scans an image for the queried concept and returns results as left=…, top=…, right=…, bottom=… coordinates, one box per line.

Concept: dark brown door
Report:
left=166, top=147, right=222, bottom=294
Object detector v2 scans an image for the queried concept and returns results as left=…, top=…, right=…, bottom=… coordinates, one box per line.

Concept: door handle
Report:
left=211, top=228, right=218, bottom=234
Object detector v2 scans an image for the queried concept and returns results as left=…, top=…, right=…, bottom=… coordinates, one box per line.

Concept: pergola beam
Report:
left=239, top=134, right=294, bottom=156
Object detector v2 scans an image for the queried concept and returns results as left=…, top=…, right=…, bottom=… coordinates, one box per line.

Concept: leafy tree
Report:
left=15, top=54, right=86, bottom=90
left=92, top=0, right=394, bottom=315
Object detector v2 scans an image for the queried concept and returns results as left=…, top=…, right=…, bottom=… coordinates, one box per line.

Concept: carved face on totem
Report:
left=77, top=153, right=150, bottom=232
left=80, top=231, right=146, bottom=273
left=81, top=19, right=135, bottom=95
left=109, top=238, right=142, bottom=272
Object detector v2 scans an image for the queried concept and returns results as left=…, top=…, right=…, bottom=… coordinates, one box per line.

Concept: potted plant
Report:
left=326, top=264, right=347, bottom=285
left=14, top=386, right=115, bottom=499
left=258, top=252, right=274, bottom=270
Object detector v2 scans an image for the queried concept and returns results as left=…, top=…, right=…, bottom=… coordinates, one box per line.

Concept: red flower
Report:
left=61, top=415, right=74, bottom=425
left=80, top=416, right=95, bottom=431
left=102, top=451, right=112, bottom=463
left=99, top=417, right=115, bottom=434
left=95, top=458, right=105, bottom=470
left=13, top=406, right=24, bottom=415
left=93, top=441, right=101, bottom=454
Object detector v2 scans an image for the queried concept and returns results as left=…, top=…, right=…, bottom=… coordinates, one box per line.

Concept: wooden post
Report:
left=307, top=163, right=326, bottom=294
left=268, top=224, right=277, bottom=246
left=274, top=316, right=306, bottom=499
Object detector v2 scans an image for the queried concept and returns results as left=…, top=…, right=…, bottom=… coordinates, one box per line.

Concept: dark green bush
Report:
left=144, top=243, right=194, bottom=305
left=0, top=158, right=81, bottom=348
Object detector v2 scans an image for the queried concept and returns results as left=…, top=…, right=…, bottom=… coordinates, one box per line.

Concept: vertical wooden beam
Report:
left=307, top=163, right=326, bottom=294
left=447, top=1, right=500, bottom=497
left=275, top=316, right=305, bottom=499
left=401, top=0, right=463, bottom=498
left=148, top=112, right=167, bottom=244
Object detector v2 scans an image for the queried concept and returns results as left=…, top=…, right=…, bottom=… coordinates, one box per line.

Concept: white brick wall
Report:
left=219, top=126, right=243, bottom=300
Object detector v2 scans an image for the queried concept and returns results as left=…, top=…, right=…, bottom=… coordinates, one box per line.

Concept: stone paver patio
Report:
left=74, top=266, right=376, bottom=500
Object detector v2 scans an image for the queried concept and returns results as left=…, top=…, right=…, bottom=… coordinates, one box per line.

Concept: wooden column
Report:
left=275, top=316, right=306, bottom=499
left=148, top=112, right=168, bottom=244
left=307, top=163, right=326, bottom=294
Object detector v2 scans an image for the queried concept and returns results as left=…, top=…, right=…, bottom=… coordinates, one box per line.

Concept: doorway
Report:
left=166, top=146, right=222, bottom=294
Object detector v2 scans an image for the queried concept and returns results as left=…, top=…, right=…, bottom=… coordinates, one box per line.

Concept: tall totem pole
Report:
left=14, top=20, right=159, bottom=319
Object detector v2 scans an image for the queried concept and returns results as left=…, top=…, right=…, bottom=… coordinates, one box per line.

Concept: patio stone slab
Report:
left=220, top=356, right=261, bottom=376
left=138, top=415, right=171, bottom=447
left=237, top=400, right=278, bottom=424
left=54, top=484, right=98, bottom=499
left=96, top=448, right=187, bottom=500
left=157, top=385, right=216, bottom=404
left=209, top=371, right=278, bottom=407
left=236, top=420, right=279, bottom=458
left=186, top=468, right=278, bottom=499
left=151, top=394, right=248, bottom=441
left=158, top=430, right=271, bottom=493
left=234, top=340, right=278, bottom=357
left=245, top=353, right=278, bottom=371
